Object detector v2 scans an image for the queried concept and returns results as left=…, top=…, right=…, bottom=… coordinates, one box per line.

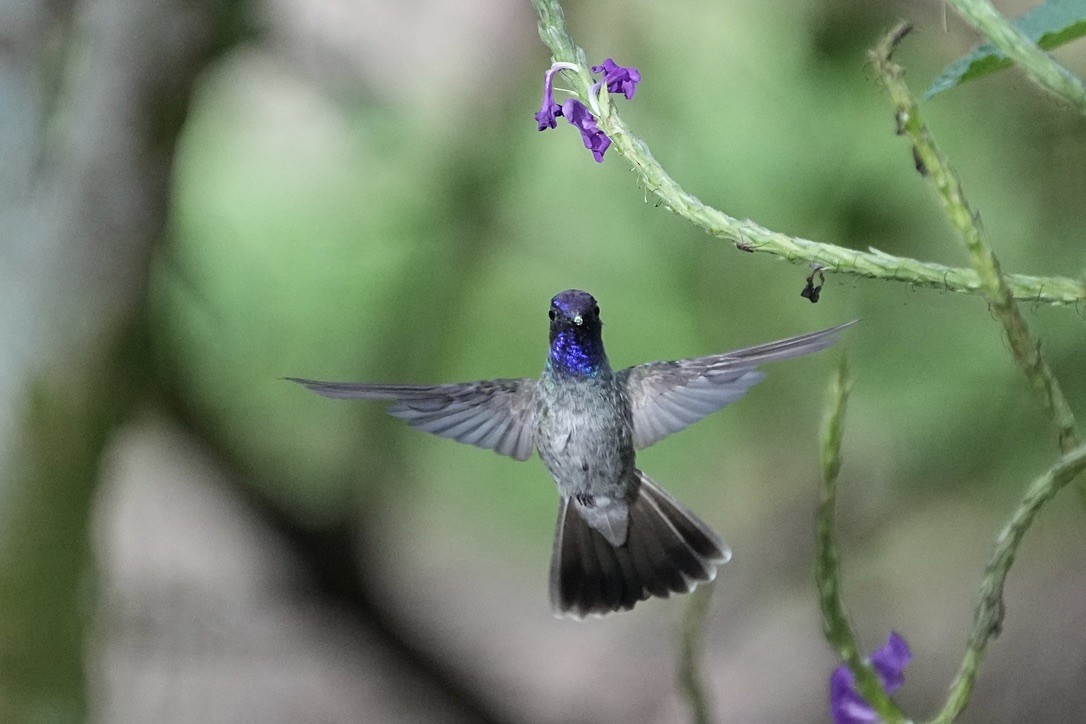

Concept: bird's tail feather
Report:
left=549, top=470, right=731, bottom=618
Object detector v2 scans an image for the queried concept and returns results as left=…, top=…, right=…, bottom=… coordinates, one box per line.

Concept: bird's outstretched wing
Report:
left=287, top=377, right=539, bottom=460
left=618, top=321, right=856, bottom=449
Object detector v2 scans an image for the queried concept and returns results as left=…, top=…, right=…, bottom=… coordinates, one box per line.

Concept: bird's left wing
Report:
left=287, top=377, right=539, bottom=460
left=618, top=321, right=856, bottom=449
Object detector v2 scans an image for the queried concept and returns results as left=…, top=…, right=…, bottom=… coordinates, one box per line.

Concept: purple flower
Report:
left=830, top=633, right=911, bottom=724
left=591, top=58, right=641, bottom=100
left=534, top=58, right=639, bottom=163
left=535, top=65, right=564, bottom=130
left=560, top=99, right=611, bottom=162
left=535, top=100, right=561, bottom=131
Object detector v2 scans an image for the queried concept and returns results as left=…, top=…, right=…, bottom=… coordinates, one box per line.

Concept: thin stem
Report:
left=929, top=443, right=1086, bottom=723
left=528, top=0, right=1086, bottom=306
left=871, top=28, right=1086, bottom=719
left=677, top=583, right=715, bottom=724
left=817, top=360, right=908, bottom=723
left=949, top=0, right=1086, bottom=114
left=872, top=24, right=1081, bottom=458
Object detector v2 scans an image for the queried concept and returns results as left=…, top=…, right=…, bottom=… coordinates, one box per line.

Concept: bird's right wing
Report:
left=287, top=377, right=539, bottom=460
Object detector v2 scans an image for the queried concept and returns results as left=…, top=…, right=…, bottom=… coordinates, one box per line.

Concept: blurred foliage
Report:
left=154, top=0, right=1086, bottom=601
left=926, top=0, right=1086, bottom=99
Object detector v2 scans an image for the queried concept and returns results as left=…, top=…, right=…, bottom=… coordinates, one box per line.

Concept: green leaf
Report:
left=925, top=0, right=1086, bottom=99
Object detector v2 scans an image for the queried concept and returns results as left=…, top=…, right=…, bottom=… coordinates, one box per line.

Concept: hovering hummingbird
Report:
left=289, top=290, right=854, bottom=618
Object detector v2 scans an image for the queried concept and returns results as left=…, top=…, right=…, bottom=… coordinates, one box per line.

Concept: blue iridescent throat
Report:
left=548, top=329, right=606, bottom=377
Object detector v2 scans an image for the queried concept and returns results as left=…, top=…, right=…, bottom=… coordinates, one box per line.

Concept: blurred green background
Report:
left=6, top=0, right=1086, bottom=721
left=160, top=0, right=1086, bottom=527
left=150, top=0, right=1086, bottom=720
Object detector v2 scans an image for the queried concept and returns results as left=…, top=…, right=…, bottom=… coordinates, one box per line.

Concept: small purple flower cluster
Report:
left=534, top=59, right=641, bottom=163
left=830, top=632, right=912, bottom=724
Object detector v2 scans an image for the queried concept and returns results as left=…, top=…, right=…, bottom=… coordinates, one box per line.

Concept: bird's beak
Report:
left=573, top=314, right=583, bottom=326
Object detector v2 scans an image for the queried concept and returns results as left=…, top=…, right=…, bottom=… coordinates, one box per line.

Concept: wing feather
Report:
left=620, top=321, right=855, bottom=448
left=287, top=377, right=539, bottom=460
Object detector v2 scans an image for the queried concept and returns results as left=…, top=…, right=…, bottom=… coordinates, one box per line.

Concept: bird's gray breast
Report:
left=536, top=371, right=635, bottom=499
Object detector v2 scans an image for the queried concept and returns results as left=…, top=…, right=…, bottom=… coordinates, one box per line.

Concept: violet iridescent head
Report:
left=548, top=289, right=606, bottom=376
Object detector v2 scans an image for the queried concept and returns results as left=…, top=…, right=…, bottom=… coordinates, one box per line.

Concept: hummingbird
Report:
left=289, top=290, right=854, bottom=618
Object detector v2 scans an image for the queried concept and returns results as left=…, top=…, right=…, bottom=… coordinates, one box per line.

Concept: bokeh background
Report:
left=3, top=0, right=1086, bottom=721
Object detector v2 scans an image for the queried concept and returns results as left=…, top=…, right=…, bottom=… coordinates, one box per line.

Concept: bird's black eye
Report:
left=548, top=309, right=556, bottom=321
left=593, top=305, right=600, bottom=317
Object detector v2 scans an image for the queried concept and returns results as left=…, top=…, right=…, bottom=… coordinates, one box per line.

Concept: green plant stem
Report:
left=949, top=0, right=1086, bottom=114
left=817, top=360, right=908, bottom=723
left=929, top=442, right=1086, bottom=723
left=872, top=24, right=1081, bottom=458
left=677, top=583, right=715, bottom=724
left=529, top=0, right=1086, bottom=306
left=872, top=26, right=1086, bottom=721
